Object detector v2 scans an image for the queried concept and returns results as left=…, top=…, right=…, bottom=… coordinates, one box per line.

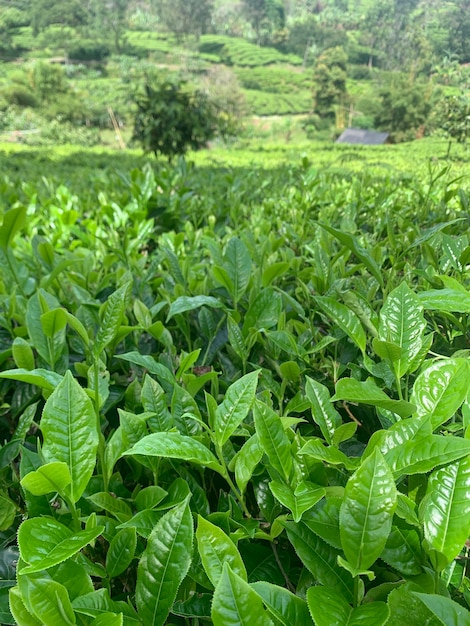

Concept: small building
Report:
left=336, top=128, right=389, bottom=145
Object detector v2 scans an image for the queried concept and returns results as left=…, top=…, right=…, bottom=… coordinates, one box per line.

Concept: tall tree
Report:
left=313, top=45, right=348, bottom=122
left=242, top=0, right=285, bottom=45
left=86, top=0, right=129, bottom=53
left=153, top=0, right=213, bottom=42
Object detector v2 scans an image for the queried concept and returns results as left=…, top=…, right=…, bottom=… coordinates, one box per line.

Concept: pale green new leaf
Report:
left=94, top=282, right=131, bottom=355
left=251, top=581, right=312, bottom=626
left=339, top=449, right=397, bottom=571
left=9, top=586, right=42, bottom=626
left=253, top=400, right=293, bottom=482
left=411, top=359, right=470, bottom=429
left=378, top=282, right=426, bottom=378
left=421, top=456, right=470, bottom=564
left=269, top=481, right=325, bottom=522
left=196, top=515, right=247, bottom=586
left=0, top=206, right=26, bottom=249
left=224, top=237, right=252, bottom=304
left=41, top=371, right=98, bottom=502
left=136, top=499, right=193, bottom=626
left=20, top=461, right=71, bottom=497
left=12, top=337, right=35, bottom=370
left=299, top=439, right=359, bottom=471
left=211, top=563, right=273, bottom=626
left=21, top=578, right=76, bottom=625
left=214, top=371, right=259, bottom=447
left=19, top=518, right=104, bottom=574
left=123, top=432, right=223, bottom=474
left=316, top=296, right=366, bottom=353
left=305, top=377, right=341, bottom=445
left=333, top=378, right=415, bottom=418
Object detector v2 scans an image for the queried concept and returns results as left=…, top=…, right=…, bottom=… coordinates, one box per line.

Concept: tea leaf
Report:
left=251, top=581, right=312, bottom=626
left=421, top=456, right=470, bottom=565
left=196, top=515, right=247, bottom=586
left=123, top=432, right=223, bottom=473
left=136, top=498, right=193, bottom=626
left=211, top=563, right=274, bottom=626
left=339, top=449, right=397, bottom=571
left=214, top=371, right=259, bottom=447
left=40, top=371, right=98, bottom=502
left=307, top=587, right=389, bottom=626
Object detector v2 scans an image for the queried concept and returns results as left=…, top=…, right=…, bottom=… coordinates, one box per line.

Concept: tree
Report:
left=85, top=0, right=129, bottom=53
left=132, top=80, right=222, bottom=160
left=436, top=93, right=470, bottom=155
left=153, top=0, right=213, bottom=42
left=242, top=0, right=285, bottom=45
left=312, top=46, right=348, bottom=122
left=374, top=78, right=432, bottom=142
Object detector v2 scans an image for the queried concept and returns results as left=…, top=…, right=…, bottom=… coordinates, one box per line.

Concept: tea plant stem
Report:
left=215, top=443, right=250, bottom=517
left=353, top=575, right=360, bottom=607
left=272, top=542, right=295, bottom=593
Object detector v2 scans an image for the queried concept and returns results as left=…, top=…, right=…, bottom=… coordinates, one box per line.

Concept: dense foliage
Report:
left=1, top=146, right=470, bottom=624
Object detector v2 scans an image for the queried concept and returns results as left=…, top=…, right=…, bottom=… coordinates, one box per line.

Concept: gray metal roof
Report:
left=336, top=128, right=389, bottom=145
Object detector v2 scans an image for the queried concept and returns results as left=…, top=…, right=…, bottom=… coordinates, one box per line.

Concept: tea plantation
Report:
left=1, top=139, right=470, bottom=625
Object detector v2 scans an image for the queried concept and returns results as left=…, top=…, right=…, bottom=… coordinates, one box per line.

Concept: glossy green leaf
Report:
left=94, top=282, right=131, bottom=355
left=413, top=593, right=470, bottom=625
left=136, top=498, right=193, bottom=626
left=0, top=367, right=63, bottom=391
left=303, top=498, right=342, bottom=549
left=242, top=288, right=282, bottom=334
left=332, top=378, right=415, bottom=418
left=0, top=206, right=26, bottom=249
left=224, top=237, right=252, bottom=304
left=284, top=521, right=353, bottom=601
left=141, top=375, right=173, bottom=432
left=378, top=282, right=426, bottom=378
left=0, top=492, right=16, bottom=531
left=395, top=493, right=420, bottom=527
left=316, top=222, right=384, bottom=287
left=72, top=588, right=140, bottom=623
left=251, top=581, right=312, bottom=626
left=305, top=377, right=341, bottom=445
left=262, top=261, right=289, bottom=287
left=211, top=563, right=274, bottom=626
left=167, top=295, right=224, bottom=320
left=233, top=434, right=264, bottom=494
left=421, top=456, right=470, bottom=565
left=91, top=613, right=123, bottom=626
left=12, top=337, right=35, bottom=370
left=332, top=422, right=357, bottom=446
left=385, top=435, right=470, bottom=478
left=386, top=586, right=441, bottom=626
left=299, top=439, right=359, bottom=470
left=316, top=296, right=366, bottom=353
left=40, top=308, right=67, bottom=338
left=269, top=481, right=325, bottom=522
left=411, top=359, right=470, bottom=428
left=51, top=560, right=94, bottom=601
left=20, top=461, right=71, bottom=496
left=19, top=518, right=104, bottom=574
left=123, top=432, right=223, bottom=473
left=340, top=449, right=397, bottom=570
left=87, top=493, right=132, bottom=522
left=381, top=526, right=423, bottom=575
left=196, top=515, right=247, bottom=586
left=253, top=400, right=293, bottom=482
left=106, top=527, right=137, bottom=579
left=21, top=577, right=76, bottom=625
left=26, top=290, right=66, bottom=368
left=214, top=371, right=259, bottom=447
left=307, top=587, right=389, bottom=626
left=40, top=370, right=98, bottom=502
left=9, top=586, right=42, bottom=626
left=418, top=288, right=470, bottom=312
